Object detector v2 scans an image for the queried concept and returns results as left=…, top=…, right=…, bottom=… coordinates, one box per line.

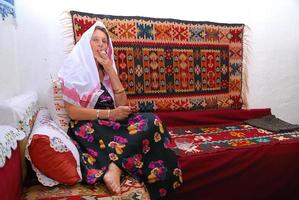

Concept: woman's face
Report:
left=90, top=29, right=108, bottom=56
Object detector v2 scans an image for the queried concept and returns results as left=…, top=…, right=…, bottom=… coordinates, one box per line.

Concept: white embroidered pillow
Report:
left=25, top=108, right=81, bottom=186
left=47, top=79, right=70, bottom=133
left=0, top=125, right=26, bottom=168
left=0, top=91, right=38, bottom=136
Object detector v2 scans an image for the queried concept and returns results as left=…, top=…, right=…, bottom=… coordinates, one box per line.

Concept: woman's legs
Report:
left=103, top=162, right=122, bottom=194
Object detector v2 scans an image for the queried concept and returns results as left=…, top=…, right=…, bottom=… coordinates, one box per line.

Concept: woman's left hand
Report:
left=111, top=106, right=132, bottom=121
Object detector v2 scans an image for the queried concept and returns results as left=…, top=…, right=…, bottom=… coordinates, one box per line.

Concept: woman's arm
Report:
left=106, top=69, right=128, bottom=107
left=64, top=101, right=131, bottom=121
left=95, top=51, right=128, bottom=107
left=64, top=101, right=109, bottom=121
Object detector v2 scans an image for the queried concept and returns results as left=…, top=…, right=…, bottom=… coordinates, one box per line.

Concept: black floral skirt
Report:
left=68, top=111, right=182, bottom=199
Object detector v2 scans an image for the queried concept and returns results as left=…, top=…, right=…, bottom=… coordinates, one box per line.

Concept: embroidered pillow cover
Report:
left=25, top=108, right=81, bottom=186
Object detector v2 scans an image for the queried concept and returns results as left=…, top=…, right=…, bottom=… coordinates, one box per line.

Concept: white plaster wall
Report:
left=1, top=0, right=298, bottom=123
left=0, top=17, right=19, bottom=98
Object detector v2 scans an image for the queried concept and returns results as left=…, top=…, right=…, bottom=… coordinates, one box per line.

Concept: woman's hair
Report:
left=94, top=26, right=110, bottom=42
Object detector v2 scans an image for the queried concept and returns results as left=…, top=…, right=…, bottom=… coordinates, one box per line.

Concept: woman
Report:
left=58, top=21, right=182, bottom=199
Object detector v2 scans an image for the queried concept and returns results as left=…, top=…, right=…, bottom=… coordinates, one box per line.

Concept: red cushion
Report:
left=0, top=145, right=22, bottom=200
left=28, top=134, right=80, bottom=185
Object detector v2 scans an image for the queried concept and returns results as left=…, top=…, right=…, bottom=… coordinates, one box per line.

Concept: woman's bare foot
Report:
left=103, top=162, right=122, bottom=195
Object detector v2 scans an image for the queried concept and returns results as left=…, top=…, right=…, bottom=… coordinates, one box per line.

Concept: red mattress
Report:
left=156, top=109, right=299, bottom=200
left=0, top=145, right=22, bottom=200
left=13, top=108, right=299, bottom=199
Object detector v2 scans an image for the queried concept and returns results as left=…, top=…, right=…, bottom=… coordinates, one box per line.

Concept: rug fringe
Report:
left=60, top=10, right=75, bottom=56
left=242, top=25, right=251, bottom=109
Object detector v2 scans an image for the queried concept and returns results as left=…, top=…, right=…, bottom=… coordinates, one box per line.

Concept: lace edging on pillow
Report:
left=18, top=101, right=39, bottom=136
left=25, top=108, right=82, bottom=185
left=31, top=160, right=60, bottom=187
left=0, top=125, right=26, bottom=168
left=24, top=136, right=60, bottom=187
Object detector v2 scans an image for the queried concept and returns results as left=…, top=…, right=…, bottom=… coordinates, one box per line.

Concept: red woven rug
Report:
left=69, top=11, right=247, bottom=112
left=168, top=124, right=299, bottom=156
left=22, top=176, right=149, bottom=200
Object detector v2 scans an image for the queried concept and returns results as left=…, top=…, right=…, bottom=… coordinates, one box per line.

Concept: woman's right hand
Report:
left=111, top=106, right=132, bottom=121
left=95, top=50, right=114, bottom=73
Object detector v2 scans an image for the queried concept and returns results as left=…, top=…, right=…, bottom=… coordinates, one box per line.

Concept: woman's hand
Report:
left=95, top=50, right=114, bottom=73
left=111, top=106, right=132, bottom=121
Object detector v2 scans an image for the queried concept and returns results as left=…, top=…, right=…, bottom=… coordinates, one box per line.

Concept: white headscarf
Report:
left=58, top=21, right=117, bottom=108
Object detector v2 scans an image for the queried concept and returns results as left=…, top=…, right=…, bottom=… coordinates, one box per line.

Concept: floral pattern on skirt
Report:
left=67, top=84, right=182, bottom=199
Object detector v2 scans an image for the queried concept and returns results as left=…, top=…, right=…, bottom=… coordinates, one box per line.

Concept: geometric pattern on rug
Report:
left=168, top=125, right=299, bottom=156
left=21, top=176, right=150, bottom=200
left=70, top=11, right=246, bottom=112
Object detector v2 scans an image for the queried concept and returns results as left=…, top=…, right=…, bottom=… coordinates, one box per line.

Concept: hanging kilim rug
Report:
left=68, top=10, right=247, bottom=112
